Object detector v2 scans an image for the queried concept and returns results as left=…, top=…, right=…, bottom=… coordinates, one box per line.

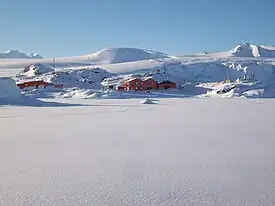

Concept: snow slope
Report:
left=16, top=63, right=54, bottom=78
left=1, top=43, right=275, bottom=70
left=0, top=98, right=275, bottom=205
left=40, top=67, right=113, bottom=89
left=0, top=47, right=168, bottom=69
left=86, top=47, right=169, bottom=64
left=9, top=58, right=275, bottom=99
left=0, top=50, right=43, bottom=59
left=229, top=43, right=275, bottom=58
left=0, top=77, right=21, bottom=99
left=28, top=53, right=43, bottom=59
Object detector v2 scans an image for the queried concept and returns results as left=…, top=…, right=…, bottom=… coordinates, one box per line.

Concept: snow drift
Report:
left=0, top=77, right=21, bottom=99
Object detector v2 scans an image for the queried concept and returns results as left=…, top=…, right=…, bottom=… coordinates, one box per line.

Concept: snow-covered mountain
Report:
left=0, top=50, right=43, bottom=59
left=1, top=43, right=275, bottom=71
left=0, top=44, right=274, bottom=99
left=229, top=43, right=275, bottom=58
left=16, top=63, right=54, bottom=78
left=197, top=52, right=209, bottom=55
left=28, top=53, right=43, bottom=59
left=85, top=47, right=169, bottom=64
left=1, top=43, right=275, bottom=97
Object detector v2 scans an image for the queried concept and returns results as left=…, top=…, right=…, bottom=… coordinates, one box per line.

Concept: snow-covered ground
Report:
left=1, top=98, right=275, bottom=205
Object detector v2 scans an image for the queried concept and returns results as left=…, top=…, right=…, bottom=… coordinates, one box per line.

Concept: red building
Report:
left=117, top=85, right=127, bottom=91
left=116, top=77, right=177, bottom=91
left=158, top=81, right=177, bottom=89
left=17, top=80, right=63, bottom=89
left=142, top=77, right=158, bottom=90
left=124, top=78, right=143, bottom=91
left=17, top=80, right=49, bottom=89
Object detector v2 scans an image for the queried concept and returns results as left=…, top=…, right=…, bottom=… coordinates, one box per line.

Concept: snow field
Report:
left=0, top=98, right=275, bottom=205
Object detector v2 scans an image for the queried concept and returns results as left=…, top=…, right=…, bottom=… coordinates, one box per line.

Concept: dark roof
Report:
left=158, top=80, right=176, bottom=84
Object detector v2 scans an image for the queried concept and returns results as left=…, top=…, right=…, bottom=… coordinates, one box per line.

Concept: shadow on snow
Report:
left=0, top=96, right=86, bottom=107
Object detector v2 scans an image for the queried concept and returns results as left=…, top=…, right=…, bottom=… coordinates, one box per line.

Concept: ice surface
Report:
left=0, top=98, right=275, bottom=205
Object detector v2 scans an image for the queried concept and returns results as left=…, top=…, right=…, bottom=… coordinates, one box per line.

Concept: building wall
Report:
left=17, top=81, right=49, bottom=89
left=125, top=79, right=143, bottom=91
left=142, top=79, right=158, bottom=90
left=17, top=81, right=62, bottom=89
left=158, top=83, right=176, bottom=89
left=122, top=78, right=176, bottom=91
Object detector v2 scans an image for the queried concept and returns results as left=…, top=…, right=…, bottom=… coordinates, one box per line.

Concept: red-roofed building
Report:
left=124, top=78, right=143, bottom=91
left=17, top=80, right=63, bottom=90
left=142, top=77, right=158, bottom=90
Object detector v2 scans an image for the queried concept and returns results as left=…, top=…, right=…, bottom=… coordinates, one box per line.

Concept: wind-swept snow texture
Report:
left=0, top=99, right=275, bottom=205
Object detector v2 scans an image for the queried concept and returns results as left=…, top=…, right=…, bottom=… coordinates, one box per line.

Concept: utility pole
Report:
left=53, top=58, right=55, bottom=69
left=163, top=63, right=168, bottom=81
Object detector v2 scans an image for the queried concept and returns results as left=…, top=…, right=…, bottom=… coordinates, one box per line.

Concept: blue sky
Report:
left=0, top=0, right=274, bottom=57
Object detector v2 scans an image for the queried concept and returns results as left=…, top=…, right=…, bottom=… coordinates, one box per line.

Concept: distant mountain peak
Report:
left=197, top=51, right=209, bottom=55
left=0, top=50, right=43, bottom=59
left=16, top=63, right=53, bottom=78
left=4, top=49, right=23, bottom=54
left=229, top=43, right=275, bottom=58
left=88, top=47, right=169, bottom=64
left=29, top=53, right=43, bottom=59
